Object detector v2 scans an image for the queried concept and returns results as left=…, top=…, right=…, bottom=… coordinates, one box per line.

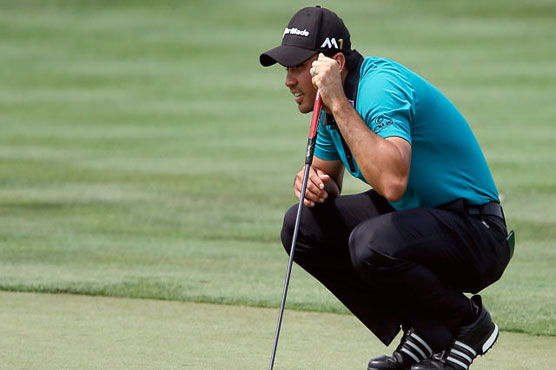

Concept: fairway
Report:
left=1, top=0, right=556, bottom=369
left=1, top=291, right=555, bottom=370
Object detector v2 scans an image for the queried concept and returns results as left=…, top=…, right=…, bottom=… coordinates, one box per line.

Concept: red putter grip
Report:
left=308, top=90, right=323, bottom=139
left=304, top=90, right=323, bottom=165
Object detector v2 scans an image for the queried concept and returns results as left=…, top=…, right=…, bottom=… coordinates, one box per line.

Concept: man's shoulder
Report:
left=360, top=56, right=410, bottom=78
left=356, top=57, right=415, bottom=99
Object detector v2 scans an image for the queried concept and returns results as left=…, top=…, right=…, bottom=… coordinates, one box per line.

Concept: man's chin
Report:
left=297, top=104, right=313, bottom=114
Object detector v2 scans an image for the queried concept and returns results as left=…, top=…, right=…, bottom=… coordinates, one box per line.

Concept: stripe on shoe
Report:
left=401, top=348, right=421, bottom=363
left=406, top=340, right=427, bottom=359
left=450, top=349, right=473, bottom=364
left=399, top=331, right=433, bottom=362
left=482, top=323, right=499, bottom=354
left=446, top=356, right=469, bottom=370
left=453, top=341, right=476, bottom=357
left=446, top=340, right=477, bottom=369
left=410, top=333, right=433, bottom=355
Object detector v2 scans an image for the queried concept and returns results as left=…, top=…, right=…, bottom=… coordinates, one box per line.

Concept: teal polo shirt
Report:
left=314, top=57, right=499, bottom=210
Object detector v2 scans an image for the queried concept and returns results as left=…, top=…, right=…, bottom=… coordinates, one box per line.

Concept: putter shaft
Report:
left=268, top=162, right=312, bottom=370
left=268, top=92, right=323, bottom=370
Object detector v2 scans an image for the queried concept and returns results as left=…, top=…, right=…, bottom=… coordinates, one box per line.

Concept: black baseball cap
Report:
left=260, top=6, right=352, bottom=68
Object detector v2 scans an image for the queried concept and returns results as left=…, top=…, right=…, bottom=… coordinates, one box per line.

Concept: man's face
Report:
left=285, top=55, right=318, bottom=114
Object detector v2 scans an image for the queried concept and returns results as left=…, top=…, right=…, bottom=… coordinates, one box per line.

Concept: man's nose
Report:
left=285, top=69, right=296, bottom=88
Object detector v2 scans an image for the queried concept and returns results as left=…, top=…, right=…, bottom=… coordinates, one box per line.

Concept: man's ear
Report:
left=333, top=52, right=346, bottom=72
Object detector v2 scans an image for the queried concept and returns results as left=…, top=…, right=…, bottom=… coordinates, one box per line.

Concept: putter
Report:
left=268, top=90, right=324, bottom=370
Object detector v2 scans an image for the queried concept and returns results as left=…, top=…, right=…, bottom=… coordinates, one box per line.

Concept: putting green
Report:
left=0, top=292, right=554, bottom=369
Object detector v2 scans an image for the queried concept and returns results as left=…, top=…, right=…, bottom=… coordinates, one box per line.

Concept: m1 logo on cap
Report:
left=321, top=38, right=343, bottom=49
left=283, top=27, right=310, bottom=39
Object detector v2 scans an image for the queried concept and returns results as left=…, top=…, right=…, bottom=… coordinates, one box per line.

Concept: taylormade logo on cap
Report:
left=282, top=27, right=310, bottom=39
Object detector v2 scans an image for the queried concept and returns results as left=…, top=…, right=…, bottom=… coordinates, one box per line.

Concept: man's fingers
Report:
left=309, top=168, right=326, bottom=190
left=295, top=191, right=315, bottom=207
left=307, top=169, right=328, bottom=201
left=295, top=182, right=327, bottom=204
left=307, top=179, right=324, bottom=194
left=294, top=167, right=328, bottom=206
left=294, top=187, right=317, bottom=207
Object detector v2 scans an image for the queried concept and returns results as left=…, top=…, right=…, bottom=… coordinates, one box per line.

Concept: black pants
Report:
left=280, top=190, right=510, bottom=351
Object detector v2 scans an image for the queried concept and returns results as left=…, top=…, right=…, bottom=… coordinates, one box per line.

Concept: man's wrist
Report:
left=329, top=96, right=353, bottom=119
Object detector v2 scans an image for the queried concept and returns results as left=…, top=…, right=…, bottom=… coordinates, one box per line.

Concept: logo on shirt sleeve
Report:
left=372, top=115, right=394, bottom=132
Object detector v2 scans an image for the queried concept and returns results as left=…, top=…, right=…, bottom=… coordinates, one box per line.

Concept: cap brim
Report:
left=260, top=45, right=318, bottom=67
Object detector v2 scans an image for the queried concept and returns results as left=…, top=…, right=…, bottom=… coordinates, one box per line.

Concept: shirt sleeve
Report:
left=356, top=61, right=415, bottom=144
left=314, top=119, right=340, bottom=161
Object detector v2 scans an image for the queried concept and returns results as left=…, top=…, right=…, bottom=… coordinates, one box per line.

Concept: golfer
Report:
left=260, top=6, right=512, bottom=370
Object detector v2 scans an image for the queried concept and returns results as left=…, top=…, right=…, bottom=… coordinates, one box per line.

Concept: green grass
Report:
left=1, top=291, right=556, bottom=370
left=1, top=0, right=555, bottom=345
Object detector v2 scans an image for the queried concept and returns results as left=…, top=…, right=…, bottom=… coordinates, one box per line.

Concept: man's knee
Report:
left=280, top=204, right=299, bottom=255
left=280, top=203, right=328, bottom=259
left=349, top=222, right=404, bottom=281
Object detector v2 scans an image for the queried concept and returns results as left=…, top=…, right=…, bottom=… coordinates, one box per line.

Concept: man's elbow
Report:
left=381, top=180, right=407, bottom=203
left=324, top=178, right=341, bottom=197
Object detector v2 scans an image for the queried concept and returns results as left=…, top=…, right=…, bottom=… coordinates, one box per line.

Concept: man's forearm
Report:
left=330, top=99, right=410, bottom=202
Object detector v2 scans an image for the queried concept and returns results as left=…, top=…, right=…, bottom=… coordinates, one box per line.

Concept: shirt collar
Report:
left=323, top=51, right=364, bottom=126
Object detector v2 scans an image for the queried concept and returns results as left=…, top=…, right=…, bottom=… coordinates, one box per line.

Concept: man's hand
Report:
left=310, top=53, right=347, bottom=113
left=294, top=166, right=338, bottom=207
